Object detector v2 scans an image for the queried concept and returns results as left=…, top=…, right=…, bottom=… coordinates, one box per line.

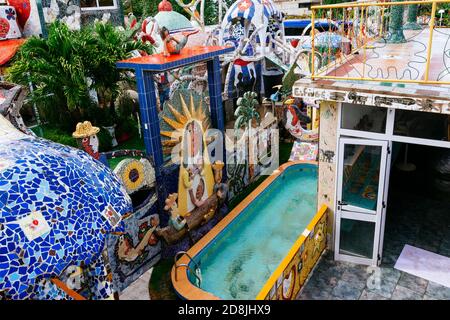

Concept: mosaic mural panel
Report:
left=106, top=201, right=161, bottom=293
left=226, top=116, right=278, bottom=200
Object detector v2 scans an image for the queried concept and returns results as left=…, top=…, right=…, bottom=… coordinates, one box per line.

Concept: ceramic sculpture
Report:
left=0, top=114, right=132, bottom=299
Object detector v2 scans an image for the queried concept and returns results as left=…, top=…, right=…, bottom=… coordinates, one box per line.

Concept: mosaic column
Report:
left=207, top=56, right=225, bottom=132
left=135, top=68, right=167, bottom=213
left=387, top=0, right=407, bottom=43
left=135, top=68, right=164, bottom=179
left=403, top=5, right=421, bottom=30
left=207, top=56, right=227, bottom=178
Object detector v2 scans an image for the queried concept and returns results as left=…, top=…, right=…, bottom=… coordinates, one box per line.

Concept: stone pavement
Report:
left=119, top=268, right=153, bottom=300
left=297, top=250, right=450, bottom=300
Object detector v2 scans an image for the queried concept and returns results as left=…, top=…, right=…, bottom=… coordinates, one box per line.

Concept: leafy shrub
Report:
left=7, top=21, right=153, bottom=135
left=32, top=126, right=78, bottom=148
left=98, top=128, right=113, bottom=152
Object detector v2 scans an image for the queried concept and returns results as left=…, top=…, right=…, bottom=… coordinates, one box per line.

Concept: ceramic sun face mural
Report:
left=160, top=91, right=214, bottom=218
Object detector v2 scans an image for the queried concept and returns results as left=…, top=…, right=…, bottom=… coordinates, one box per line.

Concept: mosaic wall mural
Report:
left=226, top=114, right=278, bottom=200
left=260, top=207, right=328, bottom=300
left=71, top=117, right=162, bottom=294
left=106, top=205, right=160, bottom=293
left=157, top=90, right=228, bottom=245
left=0, top=114, right=132, bottom=299
left=106, top=156, right=161, bottom=293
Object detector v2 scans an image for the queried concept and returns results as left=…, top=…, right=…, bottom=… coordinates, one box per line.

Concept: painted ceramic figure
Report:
left=115, top=216, right=159, bottom=263
left=283, top=100, right=319, bottom=142
left=164, top=193, right=186, bottom=231
left=179, top=120, right=214, bottom=215
left=160, top=26, right=198, bottom=56
left=212, top=160, right=228, bottom=201
left=72, top=121, right=100, bottom=160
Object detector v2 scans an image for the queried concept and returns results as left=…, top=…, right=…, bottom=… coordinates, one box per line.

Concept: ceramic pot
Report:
left=103, top=125, right=118, bottom=147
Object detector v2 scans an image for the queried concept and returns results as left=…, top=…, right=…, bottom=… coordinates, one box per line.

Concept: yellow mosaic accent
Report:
left=121, top=160, right=145, bottom=191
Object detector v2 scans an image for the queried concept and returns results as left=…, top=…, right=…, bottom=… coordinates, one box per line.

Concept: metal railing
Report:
left=309, top=0, right=450, bottom=85
left=174, top=251, right=202, bottom=286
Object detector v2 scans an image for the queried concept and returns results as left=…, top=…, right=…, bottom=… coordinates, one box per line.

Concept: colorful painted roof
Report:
left=0, top=116, right=132, bottom=299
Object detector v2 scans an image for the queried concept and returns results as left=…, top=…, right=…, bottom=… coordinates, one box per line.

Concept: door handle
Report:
left=338, top=200, right=348, bottom=206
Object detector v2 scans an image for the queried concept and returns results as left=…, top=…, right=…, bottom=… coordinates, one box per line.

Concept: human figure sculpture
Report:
left=160, top=26, right=198, bottom=57
left=212, top=160, right=228, bottom=201
left=164, top=193, right=186, bottom=231
left=72, top=121, right=101, bottom=160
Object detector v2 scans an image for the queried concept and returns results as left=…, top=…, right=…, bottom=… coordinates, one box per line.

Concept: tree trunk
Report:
left=403, top=5, right=421, bottom=30
left=388, top=0, right=407, bottom=43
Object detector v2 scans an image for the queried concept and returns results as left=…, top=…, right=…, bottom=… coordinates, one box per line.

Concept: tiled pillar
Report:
left=135, top=68, right=164, bottom=180
left=207, top=57, right=225, bottom=132
left=404, top=5, right=421, bottom=30
left=207, top=57, right=227, bottom=178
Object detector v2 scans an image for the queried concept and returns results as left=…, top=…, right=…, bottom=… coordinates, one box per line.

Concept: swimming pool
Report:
left=172, top=161, right=326, bottom=300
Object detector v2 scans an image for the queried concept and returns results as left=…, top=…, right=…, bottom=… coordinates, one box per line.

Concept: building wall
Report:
left=41, top=0, right=123, bottom=30
left=317, top=101, right=338, bottom=247
left=273, top=0, right=320, bottom=16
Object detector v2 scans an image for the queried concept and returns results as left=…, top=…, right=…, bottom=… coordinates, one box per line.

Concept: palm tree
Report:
left=7, top=21, right=153, bottom=132
left=404, top=5, right=421, bottom=30
left=234, top=91, right=261, bottom=131
left=388, top=0, right=407, bottom=43
left=234, top=91, right=261, bottom=181
left=7, top=22, right=95, bottom=131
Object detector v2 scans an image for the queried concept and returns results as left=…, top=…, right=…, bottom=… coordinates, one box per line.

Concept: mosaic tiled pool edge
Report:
left=171, top=161, right=325, bottom=300
left=257, top=205, right=328, bottom=300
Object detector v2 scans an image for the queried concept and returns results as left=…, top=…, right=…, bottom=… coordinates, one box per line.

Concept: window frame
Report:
left=80, top=0, right=118, bottom=11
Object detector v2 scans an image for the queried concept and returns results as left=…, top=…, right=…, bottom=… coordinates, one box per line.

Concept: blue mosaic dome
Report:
left=0, top=122, right=133, bottom=299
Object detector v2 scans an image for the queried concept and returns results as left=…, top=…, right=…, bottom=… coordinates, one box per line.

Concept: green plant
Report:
left=123, top=0, right=190, bottom=20
left=31, top=125, right=78, bottom=147
left=234, top=91, right=261, bottom=131
left=7, top=21, right=153, bottom=136
left=98, top=128, right=113, bottom=152
left=84, top=22, right=153, bottom=123
left=123, top=0, right=235, bottom=25
left=7, top=22, right=95, bottom=131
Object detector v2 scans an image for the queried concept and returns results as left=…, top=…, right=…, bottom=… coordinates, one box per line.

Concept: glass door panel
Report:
left=341, top=144, right=382, bottom=214
left=335, top=138, right=388, bottom=266
left=339, top=219, right=376, bottom=259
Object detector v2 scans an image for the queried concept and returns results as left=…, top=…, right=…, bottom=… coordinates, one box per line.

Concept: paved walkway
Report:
left=298, top=250, right=450, bottom=300
left=119, top=268, right=153, bottom=300
left=299, top=157, right=450, bottom=300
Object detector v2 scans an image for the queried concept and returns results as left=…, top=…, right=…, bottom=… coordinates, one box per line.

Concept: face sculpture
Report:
left=81, top=134, right=100, bottom=160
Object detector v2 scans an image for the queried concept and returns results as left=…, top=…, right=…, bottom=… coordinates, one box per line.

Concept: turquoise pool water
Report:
left=189, top=164, right=318, bottom=299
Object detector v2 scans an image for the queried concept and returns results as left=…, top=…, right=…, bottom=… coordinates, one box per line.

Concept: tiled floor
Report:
left=297, top=250, right=450, bottom=300
left=299, top=164, right=450, bottom=300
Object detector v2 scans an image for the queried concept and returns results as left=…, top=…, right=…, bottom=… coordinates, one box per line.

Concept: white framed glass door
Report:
left=335, top=138, right=389, bottom=266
